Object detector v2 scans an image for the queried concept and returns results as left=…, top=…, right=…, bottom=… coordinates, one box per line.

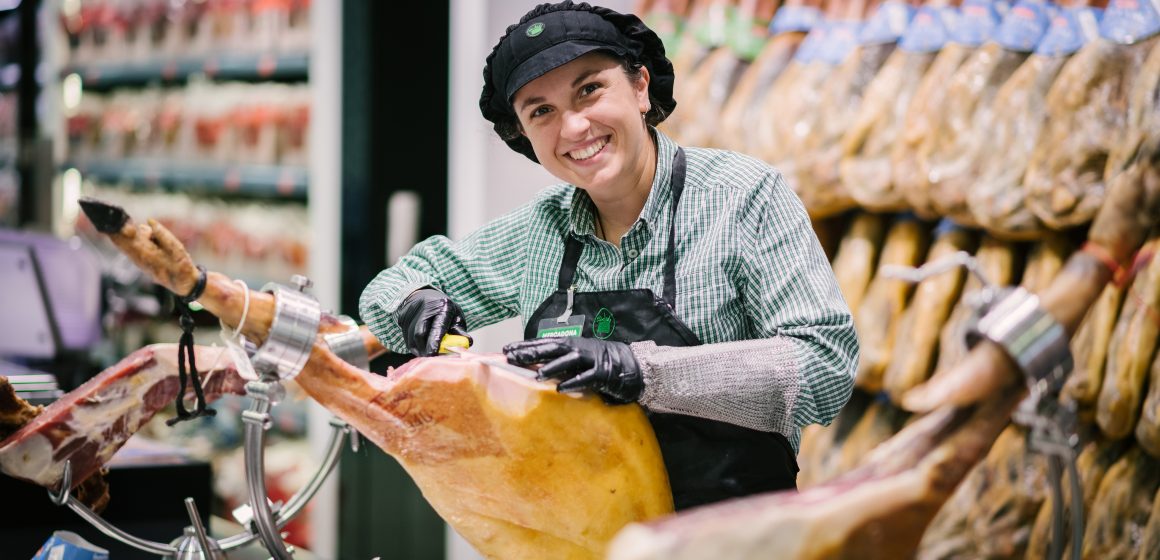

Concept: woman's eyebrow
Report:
left=570, top=68, right=602, bottom=88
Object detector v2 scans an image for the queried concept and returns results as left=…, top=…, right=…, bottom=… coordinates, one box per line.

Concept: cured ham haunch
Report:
left=1024, top=37, right=1160, bottom=229
left=0, top=345, right=245, bottom=490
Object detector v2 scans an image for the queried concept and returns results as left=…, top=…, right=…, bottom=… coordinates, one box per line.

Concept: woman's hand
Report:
left=504, top=337, right=643, bottom=404
left=396, top=288, right=472, bottom=357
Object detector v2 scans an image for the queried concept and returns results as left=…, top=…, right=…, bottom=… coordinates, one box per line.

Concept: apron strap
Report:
left=558, top=235, right=584, bottom=291
left=662, top=148, right=686, bottom=308
left=557, top=147, right=688, bottom=303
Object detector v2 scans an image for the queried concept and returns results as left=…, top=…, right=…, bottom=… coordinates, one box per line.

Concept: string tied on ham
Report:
left=167, top=265, right=216, bottom=426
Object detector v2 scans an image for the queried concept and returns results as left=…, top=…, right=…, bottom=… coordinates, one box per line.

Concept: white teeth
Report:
left=569, top=139, right=606, bottom=161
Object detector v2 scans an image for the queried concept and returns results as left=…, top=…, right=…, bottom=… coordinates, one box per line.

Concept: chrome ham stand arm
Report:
left=46, top=275, right=366, bottom=559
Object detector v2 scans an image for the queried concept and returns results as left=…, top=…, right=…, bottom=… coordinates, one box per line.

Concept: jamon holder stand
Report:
left=46, top=275, right=367, bottom=559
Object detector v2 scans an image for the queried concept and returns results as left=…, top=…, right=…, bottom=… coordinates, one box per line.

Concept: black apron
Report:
left=524, top=148, right=799, bottom=510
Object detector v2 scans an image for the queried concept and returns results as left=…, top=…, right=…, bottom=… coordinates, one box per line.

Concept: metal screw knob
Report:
left=290, top=274, right=313, bottom=292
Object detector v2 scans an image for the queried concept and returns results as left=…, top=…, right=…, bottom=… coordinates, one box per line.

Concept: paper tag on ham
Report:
left=1099, top=0, right=1160, bottom=43
left=953, top=0, right=1006, bottom=46
left=769, top=5, right=822, bottom=35
left=1036, top=6, right=1103, bottom=56
left=994, top=0, right=1053, bottom=52
left=900, top=5, right=958, bottom=52
left=860, top=0, right=916, bottom=45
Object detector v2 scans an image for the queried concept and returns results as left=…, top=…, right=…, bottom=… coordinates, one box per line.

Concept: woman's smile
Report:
left=566, top=136, right=610, bottom=162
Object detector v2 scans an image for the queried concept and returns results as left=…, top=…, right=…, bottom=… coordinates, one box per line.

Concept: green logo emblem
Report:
left=526, top=22, right=545, bottom=37
left=593, top=308, right=615, bottom=339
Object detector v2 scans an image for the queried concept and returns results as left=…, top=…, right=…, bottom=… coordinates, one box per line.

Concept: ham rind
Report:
left=0, top=344, right=244, bottom=489
left=285, top=345, right=674, bottom=559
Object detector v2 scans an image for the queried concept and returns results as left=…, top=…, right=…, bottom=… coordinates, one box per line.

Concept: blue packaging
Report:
left=795, top=20, right=864, bottom=63
left=860, top=0, right=917, bottom=44
left=993, top=0, right=1054, bottom=51
left=1036, top=6, right=1103, bottom=55
left=769, top=5, right=823, bottom=34
left=900, top=5, right=959, bottom=52
left=953, top=0, right=1006, bottom=46
left=1099, top=0, right=1160, bottom=44
left=33, top=532, right=109, bottom=560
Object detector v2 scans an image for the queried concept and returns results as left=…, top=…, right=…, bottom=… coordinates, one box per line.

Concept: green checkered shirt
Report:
left=360, top=129, right=857, bottom=451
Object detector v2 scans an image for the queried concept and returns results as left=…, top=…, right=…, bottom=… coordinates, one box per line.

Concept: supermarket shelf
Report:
left=63, top=159, right=308, bottom=200
left=62, top=52, right=310, bottom=89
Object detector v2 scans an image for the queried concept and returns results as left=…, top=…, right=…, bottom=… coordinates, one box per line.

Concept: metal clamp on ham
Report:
left=248, top=275, right=322, bottom=380
left=323, top=316, right=371, bottom=371
left=967, top=287, right=1074, bottom=395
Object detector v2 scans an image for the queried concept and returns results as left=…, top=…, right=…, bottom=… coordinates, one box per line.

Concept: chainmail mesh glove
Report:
left=503, top=337, right=643, bottom=404
left=396, top=287, right=472, bottom=357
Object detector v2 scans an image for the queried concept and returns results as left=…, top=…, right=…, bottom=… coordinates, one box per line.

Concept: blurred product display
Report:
left=649, top=0, right=1160, bottom=556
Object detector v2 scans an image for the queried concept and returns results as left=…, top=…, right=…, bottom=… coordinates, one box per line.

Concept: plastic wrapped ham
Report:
left=967, top=0, right=1104, bottom=238
left=674, top=0, right=778, bottom=147
left=912, top=0, right=1054, bottom=226
left=660, top=0, right=733, bottom=139
left=1024, top=0, right=1160, bottom=229
left=788, top=0, right=913, bottom=218
left=895, top=0, right=1006, bottom=218
left=839, top=0, right=953, bottom=213
left=754, top=0, right=864, bottom=190
left=716, top=0, right=821, bottom=152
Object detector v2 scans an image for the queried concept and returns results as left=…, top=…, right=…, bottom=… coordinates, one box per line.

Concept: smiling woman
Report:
left=360, top=0, right=858, bottom=512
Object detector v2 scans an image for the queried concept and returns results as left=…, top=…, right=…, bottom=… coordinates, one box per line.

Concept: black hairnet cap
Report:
left=480, top=1, right=677, bottom=162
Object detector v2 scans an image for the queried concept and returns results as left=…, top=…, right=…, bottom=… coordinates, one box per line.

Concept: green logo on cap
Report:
left=526, top=22, right=545, bottom=37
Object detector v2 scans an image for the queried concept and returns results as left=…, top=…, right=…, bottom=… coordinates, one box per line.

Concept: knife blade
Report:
left=438, top=335, right=539, bottom=379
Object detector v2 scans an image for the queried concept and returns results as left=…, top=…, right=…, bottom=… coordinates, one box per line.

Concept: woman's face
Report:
left=512, top=52, right=653, bottom=197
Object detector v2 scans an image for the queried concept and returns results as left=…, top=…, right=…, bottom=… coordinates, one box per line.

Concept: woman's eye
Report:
left=580, top=83, right=600, bottom=97
left=530, top=106, right=551, bottom=118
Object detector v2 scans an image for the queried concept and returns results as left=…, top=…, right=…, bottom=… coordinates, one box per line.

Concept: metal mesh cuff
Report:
left=631, top=338, right=801, bottom=439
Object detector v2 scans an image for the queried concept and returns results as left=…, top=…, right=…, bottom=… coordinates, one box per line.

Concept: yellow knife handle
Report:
left=439, top=334, right=472, bottom=354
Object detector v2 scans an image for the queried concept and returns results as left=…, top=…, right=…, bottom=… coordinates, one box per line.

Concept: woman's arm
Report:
left=632, top=171, right=858, bottom=444
left=359, top=198, right=540, bottom=353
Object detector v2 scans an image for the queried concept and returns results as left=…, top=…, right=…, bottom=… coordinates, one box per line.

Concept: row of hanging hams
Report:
left=795, top=211, right=1160, bottom=558
left=639, top=0, right=1160, bottom=242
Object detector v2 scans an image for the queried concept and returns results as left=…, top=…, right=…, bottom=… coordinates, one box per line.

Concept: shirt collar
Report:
left=568, top=127, right=678, bottom=239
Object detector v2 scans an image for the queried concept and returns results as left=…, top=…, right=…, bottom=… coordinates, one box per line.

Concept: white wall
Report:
left=445, top=1, right=632, bottom=558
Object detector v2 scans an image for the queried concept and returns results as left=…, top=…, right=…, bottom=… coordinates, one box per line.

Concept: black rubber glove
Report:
left=503, top=337, right=643, bottom=404
left=396, top=288, right=472, bottom=357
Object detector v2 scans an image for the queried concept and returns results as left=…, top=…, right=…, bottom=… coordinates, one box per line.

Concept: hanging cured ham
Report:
left=1023, top=0, right=1160, bottom=229
left=792, top=0, right=913, bottom=218
left=913, top=0, right=1055, bottom=226
left=754, top=0, right=865, bottom=196
left=716, top=0, right=821, bottom=152
left=966, top=0, right=1104, bottom=238
left=895, top=0, right=1005, bottom=218
left=839, top=0, right=951, bottom=213
left=853, top=216, right=931, bottom=393
left=674, top=0, right=778, bottom=147
left=882, top=222, right=976, bottom=403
